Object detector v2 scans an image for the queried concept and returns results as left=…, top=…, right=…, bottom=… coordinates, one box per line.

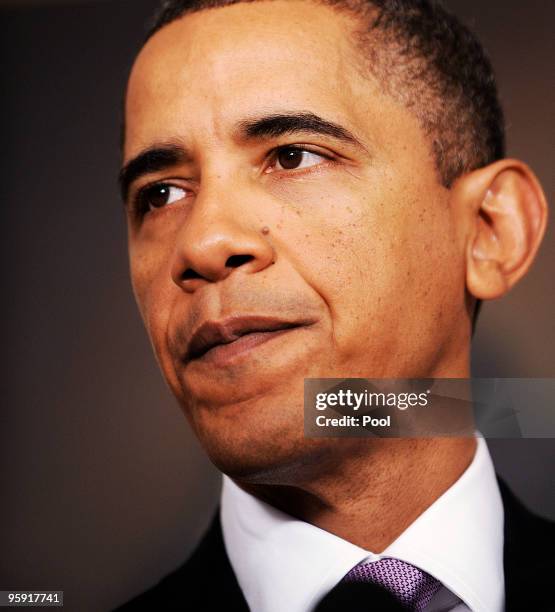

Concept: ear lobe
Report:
left=463, top=160, right=548, bottom=300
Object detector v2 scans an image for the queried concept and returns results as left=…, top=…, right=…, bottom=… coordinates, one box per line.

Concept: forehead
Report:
left=124, top=1, right=380, bottom=157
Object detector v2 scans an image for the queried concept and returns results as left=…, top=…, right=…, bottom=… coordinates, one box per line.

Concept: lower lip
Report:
left=191, top=327, right=301, bottom=368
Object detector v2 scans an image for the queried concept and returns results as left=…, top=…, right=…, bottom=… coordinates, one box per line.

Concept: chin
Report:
left=188, top=392, right=328, bottom=485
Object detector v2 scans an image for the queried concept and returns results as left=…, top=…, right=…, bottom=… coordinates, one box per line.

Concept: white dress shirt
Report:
left=220, top=436, right=505, bottom=612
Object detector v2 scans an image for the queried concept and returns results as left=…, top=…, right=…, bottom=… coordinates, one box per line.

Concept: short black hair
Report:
left=146, top=0, right=506, bottom=189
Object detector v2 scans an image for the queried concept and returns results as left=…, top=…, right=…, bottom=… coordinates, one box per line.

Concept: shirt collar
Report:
left=383, top=436, right=504, bottom=612
left=220, top=436, right=504, bottom=612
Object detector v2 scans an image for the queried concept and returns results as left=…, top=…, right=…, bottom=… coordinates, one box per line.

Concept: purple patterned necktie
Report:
left=343, top=557, right=441, bottom=611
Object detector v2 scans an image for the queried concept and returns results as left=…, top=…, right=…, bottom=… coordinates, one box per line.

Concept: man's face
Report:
left=123, top=0, right=469, bottom=477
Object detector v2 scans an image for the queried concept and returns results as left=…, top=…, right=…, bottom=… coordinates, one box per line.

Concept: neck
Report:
left=239, top=437, right=476, bottom=552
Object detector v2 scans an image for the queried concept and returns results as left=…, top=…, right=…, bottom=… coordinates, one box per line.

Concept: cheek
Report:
left=129, top=237, right=176, bottom=355
left=339, top=192, right=462, bottom=362
left=278, top=174, right=461, bottom=364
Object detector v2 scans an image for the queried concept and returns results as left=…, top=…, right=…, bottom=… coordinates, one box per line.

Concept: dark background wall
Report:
left=1, top=1, right=553, bottom=610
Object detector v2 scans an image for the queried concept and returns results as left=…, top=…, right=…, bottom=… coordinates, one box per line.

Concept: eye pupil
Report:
left=278, top=148, right=303, bottom=170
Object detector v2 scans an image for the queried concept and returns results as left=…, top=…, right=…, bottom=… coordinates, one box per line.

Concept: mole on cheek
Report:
left=261, top=226, right=270, bottom=235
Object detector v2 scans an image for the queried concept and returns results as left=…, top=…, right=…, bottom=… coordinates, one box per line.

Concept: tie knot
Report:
left=343, top=557, right=441, bottom=611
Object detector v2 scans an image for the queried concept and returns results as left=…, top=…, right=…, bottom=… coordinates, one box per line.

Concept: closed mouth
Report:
left=185, top=316, right=313, bottom=362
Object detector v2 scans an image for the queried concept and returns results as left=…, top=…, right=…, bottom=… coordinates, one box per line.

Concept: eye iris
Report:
left=278, top=148, right=303, bottom=170
left=149, top=185, right=170, bottom=208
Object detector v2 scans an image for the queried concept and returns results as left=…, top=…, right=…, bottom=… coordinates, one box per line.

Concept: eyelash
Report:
left=130, top=145, right=337, bottom=218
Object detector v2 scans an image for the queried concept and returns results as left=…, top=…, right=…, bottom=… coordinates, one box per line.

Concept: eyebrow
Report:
left=236, top=112, right=364, bottom=148
left=118, top=144, right=188, bottom=202
left=119, top=112, right=365, bottom=201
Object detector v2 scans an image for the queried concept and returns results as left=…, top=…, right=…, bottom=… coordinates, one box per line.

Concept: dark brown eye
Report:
left=277, top=148, right=304, bottom=169
left=274, top=147, right=324, bottom=171
left=139, top=184, right=186, bottom=211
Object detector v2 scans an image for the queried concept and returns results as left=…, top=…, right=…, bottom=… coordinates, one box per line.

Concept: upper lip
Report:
left=185, top=316, right=313, bottom=361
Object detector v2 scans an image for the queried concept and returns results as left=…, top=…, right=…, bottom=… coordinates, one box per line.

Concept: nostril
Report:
left=226, top=254, right=254, bottom=268
left=182, top=268, right=203, bottom=280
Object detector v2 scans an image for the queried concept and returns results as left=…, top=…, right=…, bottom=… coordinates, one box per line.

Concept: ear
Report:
left=453, top=159, right=548, bottom=300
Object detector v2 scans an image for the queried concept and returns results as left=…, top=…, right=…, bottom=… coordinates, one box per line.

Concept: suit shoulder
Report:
left=499, top=479, right=555, bottom=611
left=114, top=514, right=248, bottom=611
left=499, top=478, right=555, bottom=549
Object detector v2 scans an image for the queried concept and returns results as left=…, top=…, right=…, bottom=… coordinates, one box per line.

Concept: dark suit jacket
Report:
left=116, top=480, right=554, bottom=611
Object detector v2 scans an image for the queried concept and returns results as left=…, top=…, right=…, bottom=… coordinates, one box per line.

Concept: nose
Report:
left=170, top=185, right=275, bottom=293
